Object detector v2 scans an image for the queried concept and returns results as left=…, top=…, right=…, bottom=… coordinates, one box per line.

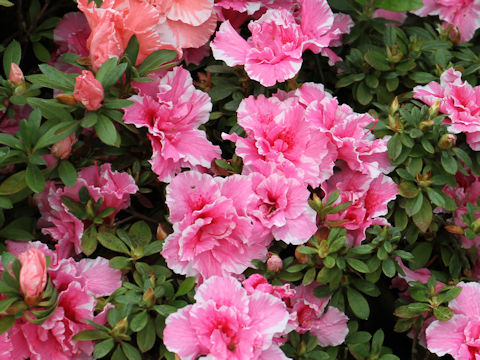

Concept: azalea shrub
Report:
left=2, top=0, right=480, bottom=359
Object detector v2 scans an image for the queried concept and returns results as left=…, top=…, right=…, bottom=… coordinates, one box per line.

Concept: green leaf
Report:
left=303, top=267, right=316, bottom=286
left=0, top=133, right=23, bottom=150
left=394, top=303, right=429, bottom=318
left=405, top=192, right=424, bottom=216
left=130, top=311, right=148, bottom=332
left=175, top=277, right=196, bottom=297
left=58, top=160, right=77, bottom=187
left=95, top=115, right=120, bottom=147
left=138, top=50, right=177, bottom=76
left=33, top=121, right=78, bottom=151
left=81, top=111, right=99, bottom=128
left=94, top=338, right=115, bottom=359
left=387, top=133, right=402, bottom=160
left=0, top=297, right=17, bottom=313
left=374, top=0, right=422, bottom=11
left=137, top=317, right=155, bottom=352
left=410, top=242, right=433, bottom=269
left=128, top=221, right=152, bottom=247
left=38, top=64, right=76, bottom=91
left=27, top=98, right=74, bottom=122
left=81, top=225, right=98, bottom=256
left=3, top=40, right=21, bottom=77
left=437, top=286, right=462, bottom=304
left=111, top=346, right=127, bottom=360
left=398, top=182, right=419, bottom=199
left=0, top=170, right=27, bottom=195
left=347, top=331, right=372, bottom=344
left=441, top=151, right=458, bottom=175
left=433, top=306, right=454, bottom=321
left=0, top=315, right=15, bottom=335
left=412, top=197, right=432, bottom=232
left=0, top=0, right=14, bottom=7
left=364, top=51, right=390, bottom=71
left=347, top=258, right=370, bottom=273
left=32, top=42, right=51, bottom=62
left=356, top=81, right=373, bottom=105
left=26, top=163, right=45, bottom=193
left=97, top=232, right=130, bottom=254
left=110, top=256, right=131, bottom=269
left=121, top=342, right=142, bottom=360
left=409, top=72, right=437, bottom=84
left=426, top=187, right=446, bottom=208
left=347, top=287, right=370, bottom=320
left=143, top=240, right=163, bottom=256
left=382, top=257, right=396, bottom=277
left=336, top=73, right=365, bottom=88
left=72, top=329, right=110, bottom=341
left=124, top=35, right=140, bottom=65
left=103, top=99, right=135, bottom=109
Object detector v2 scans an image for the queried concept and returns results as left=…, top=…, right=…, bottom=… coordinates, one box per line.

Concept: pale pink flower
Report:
left=73, top=70, right=104, bottom=110
left=214, top=0, right=296, bottom=16
left=18, top=248, right=47, bottom=304
left=36, top=163, right=138, bottom=257
left=426, top=282, right=480, bottom=359
left=414, top=68, right=480, bottom=151
left=223, top=94, right=335, bottom=187
left=287, top=284, right=349, bottom=347
left=249, top=163, right=317, bottom=245
left=0, top=245, right=121, bottom=360
left=163, top=276, right=290, bottom=360
left=242, top=274, right=295, bottom=300
left=123, top=66, right=221, bottom=182
left=372, top=9, right=407, bottom=26
left=266, top=254, right=283, bottom=272
left=51, top=133, right=76, bottom=159
left=161, top=171, right=269, bottom=280
left=8, top=63, right=24, bottom=85
left=412, top=0, right=480, bottom=42
left=322, top=164, right=398, bottom=246
left=211, top=0, right=352, bottom=85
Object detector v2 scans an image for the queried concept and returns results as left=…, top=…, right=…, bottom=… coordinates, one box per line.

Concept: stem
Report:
left=411, top=327, right=419, bottom=360
left=124, top=209, right=159, bottom=225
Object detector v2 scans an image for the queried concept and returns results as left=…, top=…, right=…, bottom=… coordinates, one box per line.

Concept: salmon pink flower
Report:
left=163, top=276, right=290, bottom=360
left=73, top=70, right=104, bottom=110
left=18, top=248, right=47, bottom=304
left=124, top=66, right=221, bottom=182
left=8, top=63, right=24, bottom=85
left=51, top=133, right=76, bottom=159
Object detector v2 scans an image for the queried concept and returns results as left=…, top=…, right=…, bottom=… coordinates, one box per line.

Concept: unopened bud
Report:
left=266, top=254, right=283, bottom=272
left=445, top=225, right=464, bottom=235
left=429, top=101, right=441, bottom=119
left=76, top=57, right=92, bottom=66
left=142, top=287, right=156, bottom=307
left=389, top=97, right=400, bottom=115
left=438, top=134, right=456, bottom=150
left=9, top=63, right=24, bottom=85
left=472, top=218, right=480, bottom=234
left=156, top=223, right=168, bottom=242
left=56, top=94, right=78, bottom=106
left=418, top=120, right=434, bottom=131
left=51, top=133, right=76, bottom=159
left=295, top=246, right=310, bottom=264
left=111, top=317, right=128, bottom=337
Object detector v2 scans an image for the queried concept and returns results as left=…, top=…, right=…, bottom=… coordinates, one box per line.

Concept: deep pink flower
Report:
left=36, top=163, right=138, bottom=257
left=161, top=171, right=269, bottom=280
left=18, top=248, right=47, bottom=304
left=287, top=284, right=349, bottom=347
left=426, top=282, right=480, bottom=359
left=412, top=0, right=480, bottom=42
left=322, top=164, right=398, bottom=246
left=414, top=68, right=480, bottom=151
left=73, top=70, right=104, bottom=110
left=163, top=276, right=290, bottom=360
left=124, top=66, right=221, bottom=182
left=223, top=94, right=335, bottom=187
left=243, top=274, right=295, bottom=300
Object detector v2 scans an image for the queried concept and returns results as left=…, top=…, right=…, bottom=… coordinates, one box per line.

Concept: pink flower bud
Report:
left=73, top=70, right=104, bottom=110
left=51, top=133, right=76, bottom=159
left=438, top=134, right=457, bottom=150
left=267, top=253, right=283, bottom=272
left=18, top=248, right=47, bottom=305
left=8, top=63, right=24, bottom=85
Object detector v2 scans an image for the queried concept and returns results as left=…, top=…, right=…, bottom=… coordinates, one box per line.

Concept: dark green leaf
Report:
left=121, top=341, right=142, bottom=360
left=97, top=232, right=130, bottom=254
left=0, top=315, right=15, bottom=335
left=81, top=225, right=98, bottom=256
left=441, top=151, right=458, bottom=175
left=137, top=317, right=155, bottom=352
left=374, top=0, right=423, bottom=11
left=364, top=51, right=390, bottom=71
left=175, top=277, right=196, bottom=297
left=95, top=115, right=119, bottom=147
left=130, top=311, right=148, bottom=332
left=58, top=160, right=77, bottom=187
left=72, top=329, right=110, bottom=341
left=347, top=287, right=370, bottom=320
left=3, top=40, right=21, bottom=77
left=412, top=197, right=432, bottom=232
left=26, top=163, right=45, bottom=193
left=94, top=338, right=115, bottom=359
left=433, top=306, right=454, bottom=321
left=138, top=50, right=178, bottom=76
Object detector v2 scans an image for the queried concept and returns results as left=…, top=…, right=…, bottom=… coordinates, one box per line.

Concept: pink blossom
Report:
left=51, top=133, right=76, bottom=159
left=223, top=94, right=335, bottom=187
left=18, top=248, right=47, bottom=304
left=124, top=66, right=221, bottom=182
left=414, top=68, right=480, bottom=151
left=267, top=254, right=283, bottom=272
left=322, top=164, right=398, bottom=246
left=412, top=0, right=480, bottom=42
left=161, top=171, right=269, bottom=280
left=249, top=164, right=317, bottom=245
left=73, top=70, right=104, bottom=110
left=9, top=63, right=24, bottom=85
left=0, top=245, right=121, bottom=360
left=243, top=274, right=295, bottom=300
left=211, top=0, right=352, bottom=86
left=426, top=282, right=480, bottom=359
left=163, top=276, right=290, bottom=360
left=36, top=163, right=138, bottom=257
left=287, top=284, right=349, bottom=347
left=372, top=9, right=407, bottom=26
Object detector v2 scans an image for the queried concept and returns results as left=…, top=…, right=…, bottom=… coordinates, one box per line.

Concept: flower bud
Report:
left=56, top=94, right=78, bottom=106
left=73, top=70, right=104, bottom=111
left=295, top=246, right=310, bottom=264
left=429, top=101, right=441, bottom=119
left=437, top=134, right=456, bottom=150
left=51, top=133, right=76, bottom=159
left=142, top=287, right=156, bottom=307
left=389, top=97, right=400, bottom=115
left=18, top=248, right=47, bottom=305
left=266, top=254, right=283, bottom=272
left=9, top=63, right=24, bottom=85
left=445, top=225, right=464, bottom=235
left=472, top=218, right=480, bottom=234
left=156, top=223, right=168, bottom=242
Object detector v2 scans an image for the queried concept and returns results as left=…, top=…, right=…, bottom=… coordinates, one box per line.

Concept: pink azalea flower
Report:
left=18, top=248, right=47, bottom=304
left=211, top=0, right=352, bottom=86
left=249, top=163, right=318, bottom=245
left=286, top=284, right=349, bottom=347
left=372, top=9, right=407, bottom=26
left=36, top=163, right=138, bottom=257
left=412, top=0, right=480, bottom=42
left=73, top=70, right=104, bottom=110
left=322, top=164, right=398, bottom=246
left=124, top=66, right=221, bottom=182
left=414, top=68, right=480, bottom=151
left=163, top=276, right=290, bottom=360
left=426, top=282, right=480, bottom=359
left=161, top=171, right=269, bottom=280
left=243, top=274, right=295, bottom=300
left=223, top=94, right=335, bottom=188
left=0, top=244, right=121, bottom=360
